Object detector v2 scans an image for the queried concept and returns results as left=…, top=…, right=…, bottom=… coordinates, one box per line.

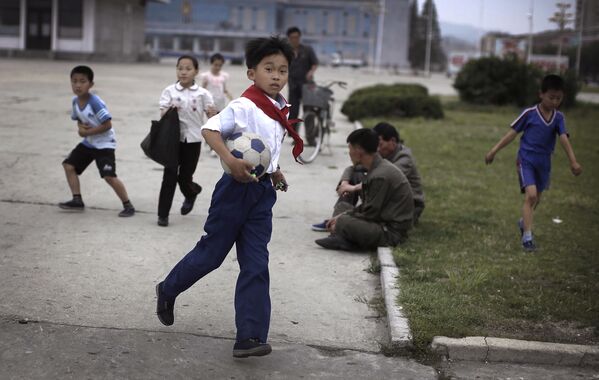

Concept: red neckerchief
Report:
left=241, top=84, right=304, bottom=162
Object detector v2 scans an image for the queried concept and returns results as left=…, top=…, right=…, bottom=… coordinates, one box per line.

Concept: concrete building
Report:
left=0, top=0, right=168, bottom=61
left=145, top=0, right=412, bottom=68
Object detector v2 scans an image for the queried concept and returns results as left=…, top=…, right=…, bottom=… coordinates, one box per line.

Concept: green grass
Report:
left=362, top=101, right=599, bottom=350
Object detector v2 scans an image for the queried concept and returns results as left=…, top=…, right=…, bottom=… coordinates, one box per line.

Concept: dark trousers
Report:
left=158, top=141, right=202, bottom=218
left=332, top=167, right=367, bottom=217
left=162, top=174, right=276, bottom=343
left=288, top=84, right=303, bottom=127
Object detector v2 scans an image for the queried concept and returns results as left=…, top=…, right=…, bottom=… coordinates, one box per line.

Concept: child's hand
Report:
left=77, top=121, right=91, bottom=129
left=77, top=124, right=89, bottom=137
left=227, top=157, right=258, bottom=183
left=206, top=105, right=217, bottom=118
left=272, top=169, right=288, bottom=191
left=571, top=161, right=582, bottom=176
left=485, top=150, right=496, bottom=164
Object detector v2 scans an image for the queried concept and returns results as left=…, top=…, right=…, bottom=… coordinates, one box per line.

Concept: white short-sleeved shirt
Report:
left=200, top=71, right=229, bottom=112
left=159, top=82, right=215, bottom=143
left=71, top=94, right=115, bottom=149
left=202, top=95, right=289, bottom=174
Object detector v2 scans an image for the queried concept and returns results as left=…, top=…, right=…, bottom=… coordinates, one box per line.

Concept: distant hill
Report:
left=440, top=21, right=486, bottom=44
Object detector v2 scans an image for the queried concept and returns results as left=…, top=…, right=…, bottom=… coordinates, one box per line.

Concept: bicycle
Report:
left=297, top=80, right=347, bottom=163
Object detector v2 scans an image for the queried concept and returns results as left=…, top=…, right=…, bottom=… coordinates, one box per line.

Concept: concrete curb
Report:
left=431, top=336, right=599, bottom=368
left=377, top=247, right=412, bottom=348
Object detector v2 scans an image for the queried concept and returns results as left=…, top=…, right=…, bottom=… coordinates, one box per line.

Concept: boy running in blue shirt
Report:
left=485, top=74, right=582, bottom=251
left=155, top=36, right=303, bottom=358
left=60, top=65, right=135, bottom=217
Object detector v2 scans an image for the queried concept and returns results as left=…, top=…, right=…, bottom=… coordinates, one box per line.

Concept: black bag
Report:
left=141, top=107, right=180, bottom=168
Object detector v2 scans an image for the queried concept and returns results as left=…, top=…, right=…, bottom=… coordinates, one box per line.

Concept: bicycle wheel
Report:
left=298, top=110, right=323, bottom=163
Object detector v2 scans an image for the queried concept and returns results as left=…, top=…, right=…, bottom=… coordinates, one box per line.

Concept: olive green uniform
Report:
left=336, top=154, right=414, bottom=249
left=335, top=144, right=425, bottom=223
left=386, top=145, right=425, bottom=223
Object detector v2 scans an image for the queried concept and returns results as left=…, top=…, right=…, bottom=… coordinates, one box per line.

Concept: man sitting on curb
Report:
left=312, top=122, right=424, bottom=231
left=315, top=129, right=414, bottom=251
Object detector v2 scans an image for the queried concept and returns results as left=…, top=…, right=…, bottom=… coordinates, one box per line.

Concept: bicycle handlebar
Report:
left=324, top=80, right=347, bottom=90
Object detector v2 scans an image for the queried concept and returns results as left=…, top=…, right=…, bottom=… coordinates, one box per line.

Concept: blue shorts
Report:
left=517, top=151, right=551, bottom=193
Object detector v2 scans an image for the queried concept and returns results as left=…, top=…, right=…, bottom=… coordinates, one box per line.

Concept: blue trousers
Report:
left=162, top=174, right=276, bottom=343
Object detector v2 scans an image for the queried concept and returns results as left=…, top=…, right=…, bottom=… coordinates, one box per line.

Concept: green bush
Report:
left=453, top=56, right=580, bottom=108
left=341, top=83, right=444, bottom=121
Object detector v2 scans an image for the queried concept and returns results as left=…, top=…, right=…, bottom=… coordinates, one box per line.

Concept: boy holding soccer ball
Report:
left=155, top=36, right=304, bottom=358
left=485, top=74, right=582, bottom=252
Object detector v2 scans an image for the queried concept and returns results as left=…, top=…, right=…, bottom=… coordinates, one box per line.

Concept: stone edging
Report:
left=431, top=336, right=599, bottom=368
left=377, top=247, right=412, bottom=348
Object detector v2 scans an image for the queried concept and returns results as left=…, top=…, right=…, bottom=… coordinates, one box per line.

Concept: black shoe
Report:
left=522, top=239, right=537, bottom=252
left=157, top=217, right=169, bottom=227
left=181, top=195, right=197, bottom=215
left=59, top=199, right=85, bottom=211
left=118, top=206, right=135, bottom=217
left=315, top=235, right=359, bottom=251
left=233, top=338, right=272, bottom=358
left=155, top=282, right=175, bottom=326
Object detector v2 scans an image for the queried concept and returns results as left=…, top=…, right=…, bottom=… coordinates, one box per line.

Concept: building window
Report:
left=256, top=9, right=267, bottom=32
left=229, top=7, right=239, bottom=28
left=327, top=13, right=336, bottom=35
left=306, top=13, right=316, bottom=35
left=58, top=0, right=83, bottom=39
left=242, top=7, right=252, bottom=30
left=180, top=35, right=193, bottom=51
left=0, top=0, right=20, bottom=36
left=347, top=14, right=356, bottom=36
left=200, top=37, right=214, bottom=52
left=220, top=38, right=234, bottom=52
left=159, top=36, right=172, bottom=50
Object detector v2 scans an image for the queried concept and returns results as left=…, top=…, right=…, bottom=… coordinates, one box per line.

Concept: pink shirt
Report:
left=200, top=71, right=230, bottom=112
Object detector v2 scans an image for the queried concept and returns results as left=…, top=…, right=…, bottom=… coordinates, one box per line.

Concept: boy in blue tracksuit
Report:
left=485, top=74, right=582, bottom=251
left=155, top=36, right=304, bottom=358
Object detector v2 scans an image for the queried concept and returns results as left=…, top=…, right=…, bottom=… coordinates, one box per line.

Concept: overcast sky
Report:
left=417, top=0, right=577, bottom=34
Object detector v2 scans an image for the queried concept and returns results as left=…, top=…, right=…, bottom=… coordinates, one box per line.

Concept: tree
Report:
left=423, top=0, right=446, bottom=70
left=408, top=0, right=420, bottom=68
left=410, top=0, right=446, bottom=71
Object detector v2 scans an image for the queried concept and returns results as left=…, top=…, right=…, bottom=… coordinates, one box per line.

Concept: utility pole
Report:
left=374, top=0, right=386, bottom=70
left=527, top=0, right=534, bottom=64
left=424, top=0, right=433, bottom=77
left=575, top=0, right=585, bottom=76
left=478, top=0, right=485, bottom=57
left=549, top=2, right=574, bottom=72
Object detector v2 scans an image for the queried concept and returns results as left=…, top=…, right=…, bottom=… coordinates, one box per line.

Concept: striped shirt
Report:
left=71, top=94, right=115, bottom=150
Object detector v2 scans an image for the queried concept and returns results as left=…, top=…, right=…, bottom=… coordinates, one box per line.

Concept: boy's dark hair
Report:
left=245, top=36, right=294, bottom=69
left=347, top=129, right=379, bottom=154
left=541, top=74, right=564, bottom=93
left=210, top=53, right=225, bottom=63
left=177, top=54, right=199, bottom=70
left=373, top=122, right=403, bottom=143
left=286, top=26, right=301, bottom=36
left=70, top=65, right=94, bottom=82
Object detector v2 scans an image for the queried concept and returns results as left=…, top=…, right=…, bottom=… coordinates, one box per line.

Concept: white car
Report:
left=330, top=53, right=366, bottom=68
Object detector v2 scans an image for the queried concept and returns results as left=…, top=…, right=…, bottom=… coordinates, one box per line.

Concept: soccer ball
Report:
left=220, top=132, right=271, bottom=178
